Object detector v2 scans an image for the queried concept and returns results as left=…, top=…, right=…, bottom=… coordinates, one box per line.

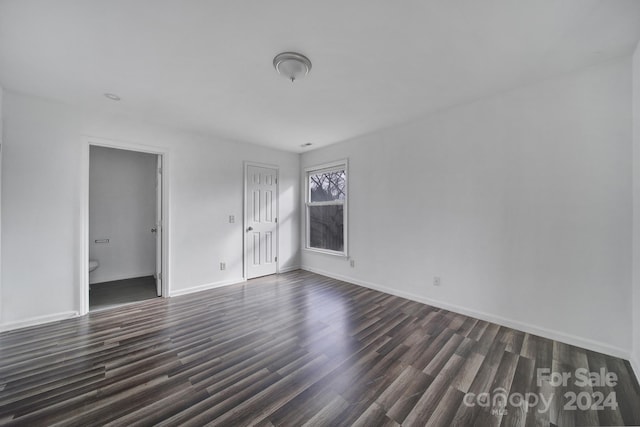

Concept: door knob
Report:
left=151, top=227, right=158, bottom=233
left=246, top=226, right=253, bottom=232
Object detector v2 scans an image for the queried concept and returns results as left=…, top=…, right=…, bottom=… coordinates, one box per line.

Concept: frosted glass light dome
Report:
left=273, top=52, right=312, bottom=82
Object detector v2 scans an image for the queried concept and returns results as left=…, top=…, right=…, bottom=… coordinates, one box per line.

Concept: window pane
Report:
left=309, top=170, right=346, bottom=202
left=309, top=205, right=344, bottom=252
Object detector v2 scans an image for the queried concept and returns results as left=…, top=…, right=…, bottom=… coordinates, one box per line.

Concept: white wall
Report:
left=0, top=91, right=300, bottom=327
left=0, top=86, right=3, bottom=323
left=632, top=41, right=640, bottom=374
left=301, top=58, right=633, bottom=357
left=89, top=146, right=157, bottom=284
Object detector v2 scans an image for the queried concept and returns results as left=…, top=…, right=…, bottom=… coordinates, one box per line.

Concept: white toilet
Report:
left=89, top=259, right=99, bottom=272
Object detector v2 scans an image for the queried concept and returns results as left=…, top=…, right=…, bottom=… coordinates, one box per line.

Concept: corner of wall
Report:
left=300, top=266, right=632, bottom=359
left=632, top=39, right=640, bottom=378
left=300, top=58, right=634, bottom=359
left=0, top=84, right=4, bottom=325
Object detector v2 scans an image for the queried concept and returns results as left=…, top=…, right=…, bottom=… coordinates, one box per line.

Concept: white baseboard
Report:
left=168, top=277, right=246, bottom=297
left=0, top=311, right=79, bottom=333
left=279, top=265, right=301, bottom=274
left=170, top=268, right=301, bottom=297
left=301, top=266, right=631, bottom=360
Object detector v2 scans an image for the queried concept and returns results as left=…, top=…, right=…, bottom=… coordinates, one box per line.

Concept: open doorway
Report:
left=88, top=146, right=163, bottom=310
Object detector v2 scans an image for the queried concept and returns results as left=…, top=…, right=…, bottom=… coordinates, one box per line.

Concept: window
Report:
left=305, top=160, right=348, bottom=255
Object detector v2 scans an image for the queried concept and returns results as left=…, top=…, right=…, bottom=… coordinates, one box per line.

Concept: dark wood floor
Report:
left=1, top=270, right=639, bottom=426
left=90, top=276, right=159, bottom=311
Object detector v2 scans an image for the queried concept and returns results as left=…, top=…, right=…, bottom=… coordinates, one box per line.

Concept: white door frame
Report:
left=155, top=155, right=163, bottom=296
left=80, top=136, right=171, bottom=315
left=243, top=161, right=279, bottom=279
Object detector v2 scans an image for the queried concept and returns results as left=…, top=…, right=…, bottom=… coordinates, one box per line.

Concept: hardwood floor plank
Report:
left=0, top=270, right=638, bottom=426
left=424, top=385, right=465, bottom=427
left=0, top=368, right=106, bottom=417
left=412, top=327, right=456, bottom=371
left=497, top=327, right=525, bottom=355
left=207, top=355, right=334, bottom=426
left=451, top=352, right=486, bottom=393
left=467, top=320, right=489, bottom=341
left=586, top=350, right=626, bottom=426
left=473, top=350, right=519, bottom=427
left=339, top=345, right=408, bottom=404
left=605, top=356, right=640, bottom=425
left=156, top=371, right=282, bottom=427
left=268, top=383, right=340, bottom=426
left=351, top=401, right=400, bottom=427
left=403, top=354, right=466, bottom=425
left=551, top=358, right=576, bottom=427
left=107, top=386, right=210, bottom=427
left=569, top=346, right=600, bottom=426
left=450, top=339, right=505, bottom=425
left=499, top=352, right=536, bottom=427
left=423, top=333, right=465, bottom=376
left=375, top=365, right=424, bottom=411
left=385, top=370, right=434, bottom=424
left=301, top=394, right=350, bottom=427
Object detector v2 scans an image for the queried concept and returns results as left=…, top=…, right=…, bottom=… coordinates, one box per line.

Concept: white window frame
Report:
left=305, top=159, right=348, bottom=257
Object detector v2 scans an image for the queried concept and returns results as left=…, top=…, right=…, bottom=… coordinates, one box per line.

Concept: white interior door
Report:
left=245, top=164, right=278, bottom=279
left=155, top=155, right=162, bottom=296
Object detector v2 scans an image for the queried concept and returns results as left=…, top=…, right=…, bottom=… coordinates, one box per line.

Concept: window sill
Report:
left=304, top=247, right=347, bottom=257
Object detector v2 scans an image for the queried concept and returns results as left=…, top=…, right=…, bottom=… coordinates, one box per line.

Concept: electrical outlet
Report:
left=229, top=215, right=235, bottom=223
left=350, top=259, right=355, bottom=268
left=220, top=262, right=226, bottom=270
left=433, top=276, right=441, bottom=286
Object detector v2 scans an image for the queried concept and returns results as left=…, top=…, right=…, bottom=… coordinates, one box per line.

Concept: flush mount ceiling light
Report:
left=273, top=52, right=312, bottom=82
left=104, top=93, right=121, bottom=101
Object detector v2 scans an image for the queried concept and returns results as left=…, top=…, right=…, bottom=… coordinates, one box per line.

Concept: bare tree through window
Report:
left=307, top=168, right=346, bottom=253
left=310, top=171, right=345, bottom=202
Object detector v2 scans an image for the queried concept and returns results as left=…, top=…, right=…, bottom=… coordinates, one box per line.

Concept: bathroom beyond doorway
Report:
left=88, top=146, right=163, bottom=310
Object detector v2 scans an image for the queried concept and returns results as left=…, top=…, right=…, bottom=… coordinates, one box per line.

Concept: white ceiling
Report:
left=1, top=1, right=640, bottom=152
